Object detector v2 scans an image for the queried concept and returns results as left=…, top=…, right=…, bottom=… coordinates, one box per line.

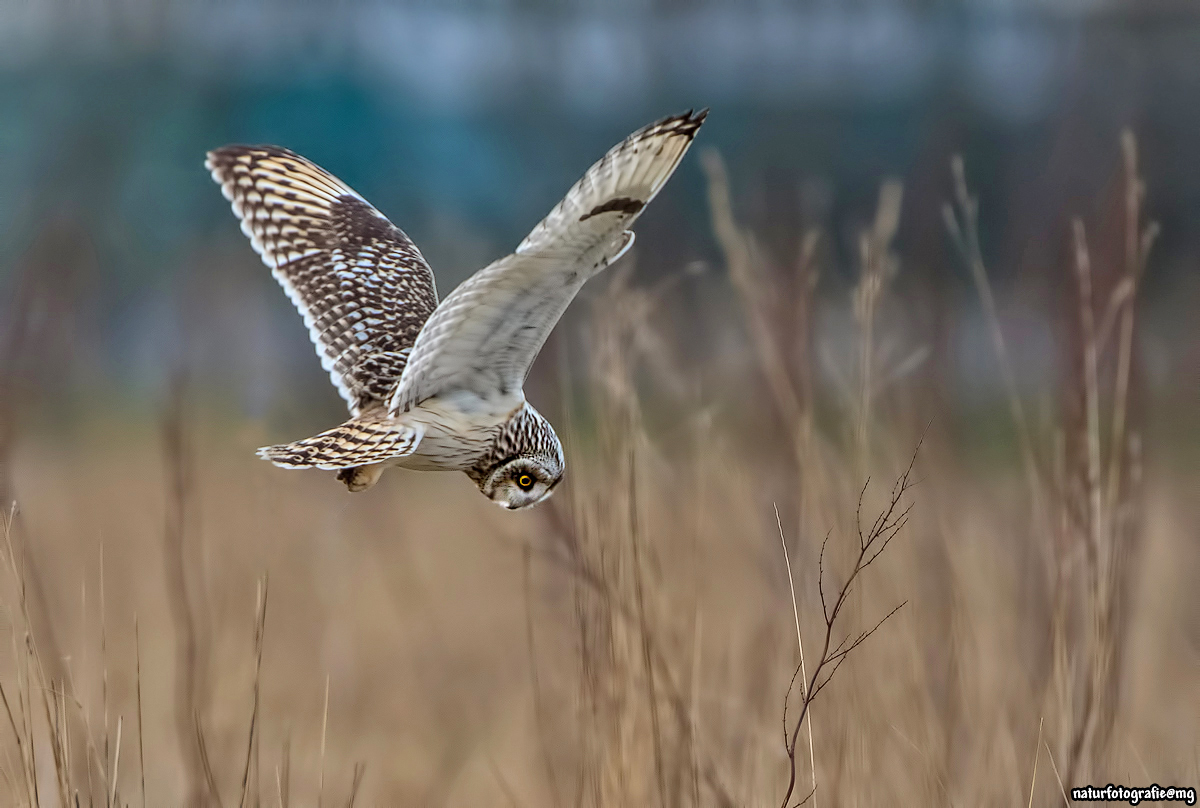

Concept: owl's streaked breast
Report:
left=396, top=392, right=522, bottom=471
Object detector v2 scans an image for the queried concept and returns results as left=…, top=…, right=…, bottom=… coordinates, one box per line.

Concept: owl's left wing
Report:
left=390, top=109, right=706, bottom=413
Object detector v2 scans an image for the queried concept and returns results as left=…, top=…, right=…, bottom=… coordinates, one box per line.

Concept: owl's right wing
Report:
left=390, top=110, right=706, bottom=413
left=207, top=146, right=438, bottom=415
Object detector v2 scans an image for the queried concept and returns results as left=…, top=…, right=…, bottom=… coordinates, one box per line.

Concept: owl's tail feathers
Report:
left=257, top=416, right=423, bottom=471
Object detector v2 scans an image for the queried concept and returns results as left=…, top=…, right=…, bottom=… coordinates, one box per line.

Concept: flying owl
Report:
left=207, top=109, right=706, bottom=509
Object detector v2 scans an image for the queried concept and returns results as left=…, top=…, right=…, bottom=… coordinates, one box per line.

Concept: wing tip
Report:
left=204, top=144, right=305, bottom=174
left=204, top=144, right=247, bottom=173
left=648, top=108, right=709, bottom=142
left=680, top=107, right=709, bottom=135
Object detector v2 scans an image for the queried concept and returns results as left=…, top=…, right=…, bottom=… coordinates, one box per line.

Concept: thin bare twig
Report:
left=1028, top=717, right=1044, bottom=808
left=136, top=616, right=147, bottom=808
left=318, top=675, right=330, bottom=808
left=779, top=445, right=919, bottom=808
left=775, top=504, right=817, bottom=808
left=345, top=762, right=365, bottom=808
left=239, top=576, right=269, bottom=808
left=195, top=710, right=224, bottom=808
left=1043, top=738, right=1071, bottom=807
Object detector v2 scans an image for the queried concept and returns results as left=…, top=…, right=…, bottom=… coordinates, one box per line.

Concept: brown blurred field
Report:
left=1, top=145, right=1198, bottom=807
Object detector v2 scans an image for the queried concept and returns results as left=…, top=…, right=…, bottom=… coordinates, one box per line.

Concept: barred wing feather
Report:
left=207, top=146, right=438, bottom=414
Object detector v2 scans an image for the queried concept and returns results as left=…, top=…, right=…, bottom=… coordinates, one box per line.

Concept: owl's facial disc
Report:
left=481, top=458, right=561, bottom=510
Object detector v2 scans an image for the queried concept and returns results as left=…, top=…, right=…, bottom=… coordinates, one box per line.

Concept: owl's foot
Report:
left=336, top=463, right=386, bottom=492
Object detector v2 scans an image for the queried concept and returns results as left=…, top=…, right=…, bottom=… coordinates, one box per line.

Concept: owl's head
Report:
left=480, top=457, right=562, bottom=510
left=474, top=403, right=565, bottom=510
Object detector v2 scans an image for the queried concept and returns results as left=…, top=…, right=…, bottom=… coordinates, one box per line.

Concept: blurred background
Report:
left=0, top=0, right=1197, bottom=805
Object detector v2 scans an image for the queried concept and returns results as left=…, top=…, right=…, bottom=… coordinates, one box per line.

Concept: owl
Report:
left=207, top=110, right=706, bottom=509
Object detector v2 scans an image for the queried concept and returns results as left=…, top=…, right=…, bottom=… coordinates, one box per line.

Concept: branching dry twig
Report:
left=779, top=447, right=918, bottom=808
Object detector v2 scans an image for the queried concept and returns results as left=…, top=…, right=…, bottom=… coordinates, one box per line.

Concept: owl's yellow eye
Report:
left=516, top=474, right=534, bottom=490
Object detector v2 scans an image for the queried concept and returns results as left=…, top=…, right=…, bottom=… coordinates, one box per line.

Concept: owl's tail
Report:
left=257, top=415, right=423, bottom=471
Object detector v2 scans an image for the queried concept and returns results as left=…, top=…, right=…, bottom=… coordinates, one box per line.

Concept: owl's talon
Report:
left=337, top=464, right=386, bottom=492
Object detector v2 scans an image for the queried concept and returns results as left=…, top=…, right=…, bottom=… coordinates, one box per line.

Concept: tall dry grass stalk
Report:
left=0, top=495, right=346, bottom=806
left=0, top=503, right=133, bottom=808
left=852, top=180, right=904, bottom=477
left=944, top=156, right=1047, bottom=528
left=0, top=241, right=78, bottom=766
left=539, top=262, right=738, bottom=807
left=701, top=149, right=828, bottom=532
left=0, top=381, right=349, bottom=806
left=774, top=504, right=816, bottom=808
left=161, top=373, right=210, bottom=807
left=946, top=130, right=1158, bottom=788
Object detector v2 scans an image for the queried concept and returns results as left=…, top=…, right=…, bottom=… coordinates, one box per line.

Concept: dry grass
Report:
left=0, top=133, right=1196, bottom=806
